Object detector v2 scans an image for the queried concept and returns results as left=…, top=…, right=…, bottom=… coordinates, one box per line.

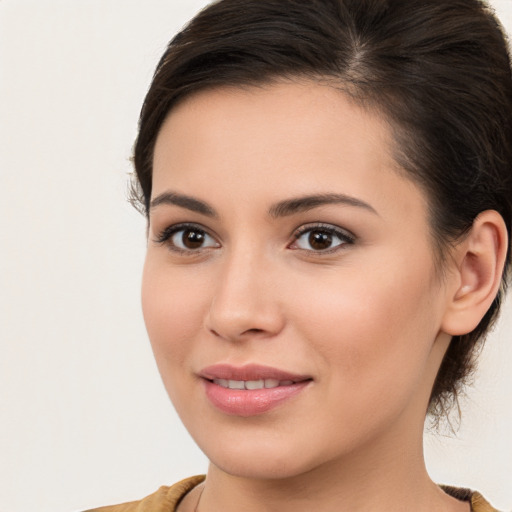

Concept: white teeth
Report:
left=264, top=378, right=280, bottom=388
left=245, top=379, right=264, bottom=390
left=212, top=378, right=295, bottom=389
left=228, top=380, right=245, bottom=390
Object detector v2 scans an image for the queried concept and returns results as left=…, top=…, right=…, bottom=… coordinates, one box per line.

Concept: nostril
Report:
left=209, top=327, right=265, bottom=339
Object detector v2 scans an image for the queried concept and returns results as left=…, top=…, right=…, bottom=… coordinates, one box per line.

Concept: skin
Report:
left=142, top=82, right=476, bottom=511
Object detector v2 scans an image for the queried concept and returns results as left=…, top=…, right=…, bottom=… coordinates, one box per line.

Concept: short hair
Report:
left=131, top=0, right=512, bottom=418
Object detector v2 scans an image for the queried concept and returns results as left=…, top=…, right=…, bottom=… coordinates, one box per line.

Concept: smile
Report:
left=212, top=378, right=295, bottom=390
left=199, top=364, right=312, bottom=416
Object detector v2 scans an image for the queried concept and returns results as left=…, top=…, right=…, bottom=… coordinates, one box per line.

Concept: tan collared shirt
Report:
left=84, top=475, right=500, bottom=512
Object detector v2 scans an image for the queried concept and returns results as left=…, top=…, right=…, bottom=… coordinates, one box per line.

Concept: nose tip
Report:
left=206, top=300, right=284, bottom=342
left=204, top=260, right=285, bottom=342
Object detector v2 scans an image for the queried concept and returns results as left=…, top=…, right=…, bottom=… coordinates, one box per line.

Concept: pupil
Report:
left=183, top=229, right=204, bottom=249
left=309, top=231, right=332, bottom=250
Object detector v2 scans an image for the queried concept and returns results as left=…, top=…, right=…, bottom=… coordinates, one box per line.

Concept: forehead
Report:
left=152, top=81, right=428, bottom=222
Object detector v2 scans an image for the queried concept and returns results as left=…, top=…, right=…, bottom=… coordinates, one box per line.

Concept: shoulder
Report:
left=82, top=475, right=205, bottom=512
left=471, top=491, right=501, bottom=512
left=441, top=485, right=501, bottom=512
left=83, top=478, right=501, bottom=511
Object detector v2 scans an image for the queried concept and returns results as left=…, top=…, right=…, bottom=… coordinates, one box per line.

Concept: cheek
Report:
left=292, top=254, right=441, bottom=400
left=141, top=257, right=208, bottom=368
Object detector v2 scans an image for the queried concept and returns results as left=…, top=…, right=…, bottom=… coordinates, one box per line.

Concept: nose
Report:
left=205, top=245, right=285, bottom=342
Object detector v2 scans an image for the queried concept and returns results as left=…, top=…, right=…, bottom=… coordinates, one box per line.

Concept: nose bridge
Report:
left=206, top=238, right=283, bottom=341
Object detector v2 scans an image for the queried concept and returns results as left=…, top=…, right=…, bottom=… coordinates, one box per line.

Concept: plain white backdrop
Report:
left=0, top=1, right=511, bottom=511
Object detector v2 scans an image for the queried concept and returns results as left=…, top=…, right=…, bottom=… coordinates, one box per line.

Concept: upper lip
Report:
left=199, top=364, right=312, bottom=382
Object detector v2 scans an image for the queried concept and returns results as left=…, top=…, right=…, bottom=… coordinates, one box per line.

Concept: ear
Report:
left=441, top=210, right=508, bottom=336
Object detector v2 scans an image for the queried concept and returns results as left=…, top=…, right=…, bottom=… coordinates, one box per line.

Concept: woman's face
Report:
left=143, top=82, right=455, bottom=479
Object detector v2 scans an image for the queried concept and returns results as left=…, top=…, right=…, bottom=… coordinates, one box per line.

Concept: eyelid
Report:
left=153, top=222, right=220, bottom=252
left=152, top=221, right=354, bottom=255
left=289, top=223, right=356, bottom=252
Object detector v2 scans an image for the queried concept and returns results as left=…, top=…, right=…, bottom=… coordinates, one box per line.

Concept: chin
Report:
left=209, top=451, right=316, bottom=481
left=193, top=427, right=343, bottom=482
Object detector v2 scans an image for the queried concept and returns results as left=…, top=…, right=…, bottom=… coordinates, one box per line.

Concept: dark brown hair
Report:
left=132, top=0, right=512, bottom=417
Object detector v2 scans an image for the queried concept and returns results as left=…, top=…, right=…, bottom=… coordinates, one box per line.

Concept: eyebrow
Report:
left=268, top=193, right=378, bottom=218
left=150, top=191, right=218, bottom=217
left=149, top=191, right=378, bottom=218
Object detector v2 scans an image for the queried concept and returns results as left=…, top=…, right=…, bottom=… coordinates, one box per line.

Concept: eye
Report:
left=155, top=223, right=220, bottom=252
left=290, top=224, right=355, bottom=252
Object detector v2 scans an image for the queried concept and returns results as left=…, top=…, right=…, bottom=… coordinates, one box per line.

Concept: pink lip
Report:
left=199, top=363, right=310, bottom=382
left=199, top=364, right=312, bottom=417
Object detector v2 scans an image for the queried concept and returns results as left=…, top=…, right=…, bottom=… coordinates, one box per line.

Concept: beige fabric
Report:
left=83, top=475, right=205, bottom=512
left=84, top=475, right=499, bottom=512
left=471, top=491, right=501, bottom=512
left=441, top=485, right=500, bottom=512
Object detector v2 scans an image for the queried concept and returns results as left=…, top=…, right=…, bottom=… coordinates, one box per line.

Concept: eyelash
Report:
left=290, top=223, right=355, bottom=253
left=154, top=223, right=219, bottom=254
left=154, top=222, right=356, bottom=255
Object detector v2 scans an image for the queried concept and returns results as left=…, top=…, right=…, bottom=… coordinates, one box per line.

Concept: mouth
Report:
left=210, top=378, right=297, bottom=390
left=199, top=364, right=312, bottom=416
left=199, top=363, right=312, bottom=387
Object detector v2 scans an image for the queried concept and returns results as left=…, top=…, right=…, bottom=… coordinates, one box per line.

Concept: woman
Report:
left=88, top=0, right=511, bottom=510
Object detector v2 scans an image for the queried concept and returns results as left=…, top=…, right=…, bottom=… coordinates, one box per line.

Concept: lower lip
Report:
left=203, top=379, right=310, bottom=417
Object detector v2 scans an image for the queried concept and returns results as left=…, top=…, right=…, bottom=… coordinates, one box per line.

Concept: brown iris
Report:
left=182, top=229, right=205, bottom=249
left=308, top=230, right=333, bottom=250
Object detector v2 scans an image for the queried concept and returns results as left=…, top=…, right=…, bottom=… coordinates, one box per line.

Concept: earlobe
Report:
left=441, top=210, right=508, bottom=336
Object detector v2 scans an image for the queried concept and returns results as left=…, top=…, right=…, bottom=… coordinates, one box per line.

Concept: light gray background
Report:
left=0, top=1, right=511, bottom=511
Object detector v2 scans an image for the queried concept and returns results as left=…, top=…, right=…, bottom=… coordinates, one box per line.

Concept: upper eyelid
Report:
left=153, top=222, right=218, bottom=244
left=288, top=224, right=356, bottom=254
left=152, top=221, right=356, bottom=247
left=292, top=222, right=356, bottom=240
